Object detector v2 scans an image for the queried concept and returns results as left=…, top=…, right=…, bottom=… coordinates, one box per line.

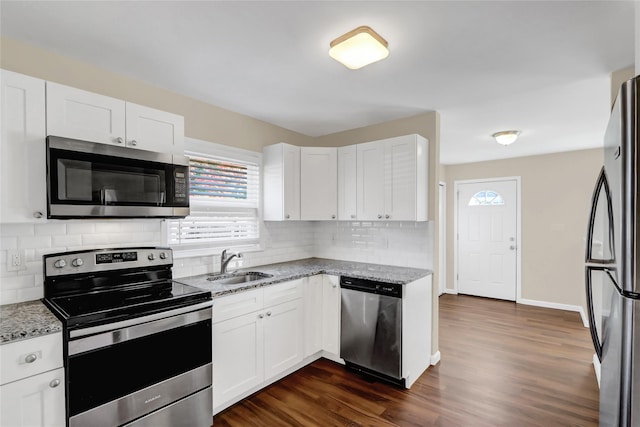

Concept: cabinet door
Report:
left=304, top=276, right=324, bottom=357
left=357, top=140, right=385, bottom=220
left=0, top=70, right=47, bottom=222
left=337, top=145, right=357, bottom=221
left=282, top=144, right=301, bottom=220
left=263, top=299, right=304, bottom=380
left=322, top=275, right=341, bottom=357
left=300, top=147, right=337, bottom=220
left=125, top=102, right=184, bottom=154
left=212, top=311, right=264, bottom=408
left=0, top=367, right=65, bottom=427
left=46, top=82, right=126, bottom=146
left=384, top=135, right=417, bottom=221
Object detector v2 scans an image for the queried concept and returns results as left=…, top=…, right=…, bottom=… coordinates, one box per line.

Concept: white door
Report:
left=357, top=140, right=385, bottom=220
left=457, top=179, right=518, bottom=301
left=300, top=147, right=337, bottom=220
left=438, top=182, right=446, bottom=295
left=337, top=145, right=357, bottom=220
left=125, top=102, right=184, bottom=154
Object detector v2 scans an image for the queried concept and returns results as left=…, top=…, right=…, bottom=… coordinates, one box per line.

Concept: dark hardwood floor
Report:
left=212, top=294, right=599, bottom=427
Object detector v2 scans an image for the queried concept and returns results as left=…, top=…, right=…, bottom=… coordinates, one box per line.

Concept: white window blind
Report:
left=167, top=143, right=260, bottom=251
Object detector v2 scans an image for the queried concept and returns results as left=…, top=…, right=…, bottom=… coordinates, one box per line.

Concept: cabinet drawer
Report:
left=0, top=333, right=63, bottom=386
left=213, top=288, right=263, bottom=323
left=263, top=279, right=304, bottom=307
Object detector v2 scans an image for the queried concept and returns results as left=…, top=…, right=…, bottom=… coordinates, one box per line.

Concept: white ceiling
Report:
left=0, top=1, right=635, bottom=164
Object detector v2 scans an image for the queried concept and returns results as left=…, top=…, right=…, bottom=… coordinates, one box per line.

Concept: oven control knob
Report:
left=54, top=259, right=66, bottom=268
left=159, top=252, right=167, bottom=260
left=72, top=258, right=84, bottom=267
left=148, top=253, right=156, bottom=261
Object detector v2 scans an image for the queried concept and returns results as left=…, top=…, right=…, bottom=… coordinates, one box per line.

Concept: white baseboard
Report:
left=593, top=353, right=601, bottom=388
left=517, top=298, right=589, bottom=328
left=430, top=351, right=441, bottom=365
left=443, top=289, right=458, bottom=295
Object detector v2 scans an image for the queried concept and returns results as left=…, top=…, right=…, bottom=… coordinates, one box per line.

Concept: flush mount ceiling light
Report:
left=492, top=130, right=521, bottom=146
left=329, top=26, right=389, bottom=70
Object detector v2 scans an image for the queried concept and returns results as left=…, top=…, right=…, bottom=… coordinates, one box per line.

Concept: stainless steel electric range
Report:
left=42, top=247, right=213, bottom=427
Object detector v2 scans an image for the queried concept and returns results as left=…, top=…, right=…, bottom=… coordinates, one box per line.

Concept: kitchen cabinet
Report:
left=0, top=69, right=47, bottom=222
left=263, top=143, right=300, bottom=221
left=303, top=275, right=324, bottom=357
left=337, top=145, right=358, bottom=220
left=46, top=81, right=184, bottom=154
left=300, top=147, right=337, bottom=220
left=357, top=134, right=429, bottom=221
left=322, top=275, right=341, bottom=360
left=212, top=279, right=304, bottom=413
left=0, top=332, right=65, bottom=427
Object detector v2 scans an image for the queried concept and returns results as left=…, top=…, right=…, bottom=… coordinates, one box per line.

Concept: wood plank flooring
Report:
left=212, top=294, right=599, bottom=426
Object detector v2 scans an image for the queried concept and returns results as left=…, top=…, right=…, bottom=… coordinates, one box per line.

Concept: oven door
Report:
left=66, top=303, right=212, bottom=427
left=46, top=136, right=189, bottom=218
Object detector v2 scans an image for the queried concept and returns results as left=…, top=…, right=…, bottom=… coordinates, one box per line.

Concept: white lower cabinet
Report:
left=303, top=275, right=324, bottom=357
left=0, top=332, right=65, bottom=427
left=322, top=275, right=341, bottom=360
left=212, top=280, right=304, bottom=413
left=0, top=367, right=65, bottom=427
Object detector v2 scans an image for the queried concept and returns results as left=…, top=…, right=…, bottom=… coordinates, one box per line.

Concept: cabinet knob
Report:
left=377, top=214, right=383, bottom=219
left=285, top=214, right=290, bottom=219
left=331, top=215, right=336, bottom=219
left=115, top=137, right=124, bottom=144
left=33, top=211, right=43, bottom=219
left=130, top=139, right=138, bottom=146
left=24, top=353, right=37, bottom=363
left=332, top=283, right=337, bottom=288
left=350, top=214, right=356, bottom=219
left=49, top=379, right=61, bottom=388
left=266, top=311, right=272, bottom=317
left=385, top=214, right=390, bottom=219
left=258, top=314, right=264, bottom=319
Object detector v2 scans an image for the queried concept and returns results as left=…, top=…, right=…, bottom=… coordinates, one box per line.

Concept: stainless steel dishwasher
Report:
left=340, top=276, right=403, bottom=386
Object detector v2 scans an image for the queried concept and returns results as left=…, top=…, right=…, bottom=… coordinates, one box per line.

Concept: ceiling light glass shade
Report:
left=329, top=26, right=389, bottom=70
left=492, top=130, right=521, bottom=146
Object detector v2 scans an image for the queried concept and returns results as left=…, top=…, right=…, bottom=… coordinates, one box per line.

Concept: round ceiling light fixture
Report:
left=492, top=130, right=521, bottom=146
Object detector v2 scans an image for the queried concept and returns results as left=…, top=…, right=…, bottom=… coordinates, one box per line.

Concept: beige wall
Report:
left=611, top=66, right=635, bottom=107
left=444, top=148, right=603, bottom=313
left=0, top=37, right=315, bottom=152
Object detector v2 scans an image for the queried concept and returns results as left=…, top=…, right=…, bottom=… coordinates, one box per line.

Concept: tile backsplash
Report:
left=0, top=219, right=433, bottom=305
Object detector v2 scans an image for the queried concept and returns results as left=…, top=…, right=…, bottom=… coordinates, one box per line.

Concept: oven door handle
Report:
left=68, top=301, right=212, bottom=356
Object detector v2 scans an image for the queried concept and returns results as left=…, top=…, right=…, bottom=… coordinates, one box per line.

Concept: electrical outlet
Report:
left=7, top=249, right=26, bottom=272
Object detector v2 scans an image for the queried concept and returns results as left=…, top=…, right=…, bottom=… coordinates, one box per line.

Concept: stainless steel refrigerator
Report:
left=585, top=74, right=639, bottom=427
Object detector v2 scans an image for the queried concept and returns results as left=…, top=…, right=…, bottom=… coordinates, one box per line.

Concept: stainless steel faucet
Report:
left=220, top=249, right=242, bottom=274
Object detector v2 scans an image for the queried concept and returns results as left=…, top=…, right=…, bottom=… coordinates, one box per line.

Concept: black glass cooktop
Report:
left=44, top=281, right=210, bottom=330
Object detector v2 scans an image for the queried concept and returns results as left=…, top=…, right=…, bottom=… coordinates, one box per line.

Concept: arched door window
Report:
left=468, top=190, right=504, bottom=206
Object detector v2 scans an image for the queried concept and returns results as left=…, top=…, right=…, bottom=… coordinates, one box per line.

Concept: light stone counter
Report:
left=0, top=300, right=62, bottom=344
left=175, top=257, right=432, bottom=298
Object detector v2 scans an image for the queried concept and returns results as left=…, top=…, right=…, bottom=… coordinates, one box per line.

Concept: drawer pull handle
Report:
left=24, top=353, right=37, bottom=363
left=49, top=379, right=61, bottom=388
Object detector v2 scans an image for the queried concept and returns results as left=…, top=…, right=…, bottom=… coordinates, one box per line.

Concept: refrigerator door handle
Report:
left=585, top=166, right=615, bottom=264
left=585, top=266, right=603, bottom=361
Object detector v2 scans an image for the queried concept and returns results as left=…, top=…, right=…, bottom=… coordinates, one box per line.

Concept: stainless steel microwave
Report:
left=46, top=136, right=190, bottom=219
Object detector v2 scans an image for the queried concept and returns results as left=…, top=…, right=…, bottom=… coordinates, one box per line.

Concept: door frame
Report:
left=453, top=176, right=522, bottom=301
left=438, top=181, right=446, bottom=296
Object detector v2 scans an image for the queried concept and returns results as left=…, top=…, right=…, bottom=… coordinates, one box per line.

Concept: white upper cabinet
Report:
left=46, top=82, right=184, bottom=154
left=358, top=134, right=428, bottom=221
left=337, top=145, right=357, bottom=221
left=263, top=143, right=300, bottom=221
left=300, top=147, right=337, bottom=220
left=0, top=70, right=47, bottom=222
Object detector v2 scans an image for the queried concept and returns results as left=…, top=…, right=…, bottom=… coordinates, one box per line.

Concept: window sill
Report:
left=171, top=244, right=263, bottom=259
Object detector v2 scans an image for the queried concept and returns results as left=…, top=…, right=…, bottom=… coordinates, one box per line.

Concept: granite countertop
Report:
left=175, top=257, right=432, bottom=298
left=0, top=300, right=62, bottom=345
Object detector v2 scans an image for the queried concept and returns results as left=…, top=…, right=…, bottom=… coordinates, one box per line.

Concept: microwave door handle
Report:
left=100, top=188, right=106, bottom=205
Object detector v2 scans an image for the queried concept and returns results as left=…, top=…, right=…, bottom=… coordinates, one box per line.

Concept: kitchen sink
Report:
left=206, top=272, right=273, bottom=285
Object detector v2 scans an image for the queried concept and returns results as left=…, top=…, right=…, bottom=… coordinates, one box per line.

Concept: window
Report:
left=468, top=190, right=504, bottom=206
left=166, top=138, right=261, bottom=253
